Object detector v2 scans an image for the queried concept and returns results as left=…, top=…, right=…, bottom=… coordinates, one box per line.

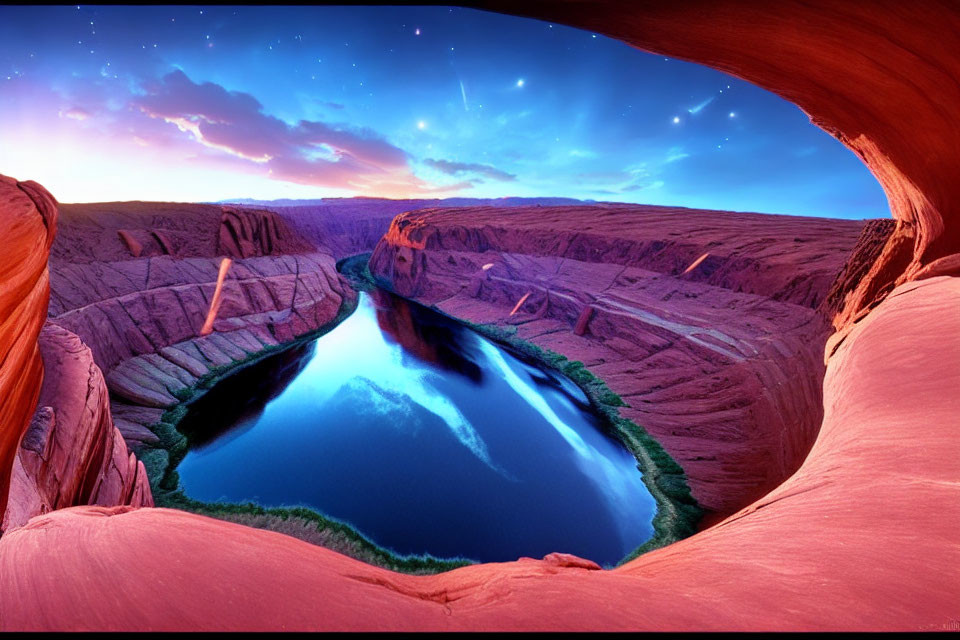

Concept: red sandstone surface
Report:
left=0, top=176, right=57, bottom=519
left=1, top=275, right=957, bottom=630
left=2, top=324, right=151, bottom=531
left=2, top=0, right=960, bottom=630
left=370, top=204, right=865, bottom=517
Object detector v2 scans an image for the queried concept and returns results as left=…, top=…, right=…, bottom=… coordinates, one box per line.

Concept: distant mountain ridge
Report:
left=214, top=196, right=597, bottom=207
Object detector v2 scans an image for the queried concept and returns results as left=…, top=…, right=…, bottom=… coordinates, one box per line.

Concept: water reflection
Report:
left=179, top=341, right=316, bottom=449
left=370, top=287, right=483, bottom=384
left=176, top=287, right=655, bottom=566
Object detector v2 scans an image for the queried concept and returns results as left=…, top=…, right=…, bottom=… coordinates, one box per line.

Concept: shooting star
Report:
left=459, top=79, right=469, bottom=111
left=687, top=96, right=715, bottom=115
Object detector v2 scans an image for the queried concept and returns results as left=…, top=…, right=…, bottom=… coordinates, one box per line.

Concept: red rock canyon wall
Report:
left=369, top=204, right=865, bottom=517
left=1, top=0, right=959, bottom=630
left=1, top=274, right=957, bottom=629
left=0, top=176, right=57, bottom=519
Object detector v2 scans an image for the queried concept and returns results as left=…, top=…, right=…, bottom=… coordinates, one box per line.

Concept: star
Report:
left=417, top=120, right=427, bottom=130
left=415, top=28, right=420, bottom=36
left=516, top=78, right=524, bottom=88
left=672, top=116, right=681, bottom=124
left=729, top=112, right=736, bottom=118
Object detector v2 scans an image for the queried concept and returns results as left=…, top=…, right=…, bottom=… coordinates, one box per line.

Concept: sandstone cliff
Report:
left=477, top=0, right=960, bottom=321
left=2, top=0, right=960, bottom=629
left=0, top=177, right=151, bottom=531
left=45, top=201, right=355, bottom=475
left=370, top=204, right=864, bottom=517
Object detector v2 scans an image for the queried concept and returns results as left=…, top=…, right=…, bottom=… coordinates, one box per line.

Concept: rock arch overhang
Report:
left=0, top=1, right=958, bottom=630
left=466, top=0, right=960, bottom=327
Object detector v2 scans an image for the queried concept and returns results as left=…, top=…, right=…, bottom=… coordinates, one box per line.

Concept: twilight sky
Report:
left=0, top=5, right=888, bottom=218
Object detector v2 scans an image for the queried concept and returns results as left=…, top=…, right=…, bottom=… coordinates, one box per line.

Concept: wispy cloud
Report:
left=133, top=70, right=443, bottom=194
left=58, top=107, right=90, bottom=121
left=665, top=147, right=690, bottom=163
left=423, top=158, right=516, bottom=181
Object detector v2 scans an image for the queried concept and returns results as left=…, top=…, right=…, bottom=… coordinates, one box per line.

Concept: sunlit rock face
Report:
left=370, top=204, right=864, bottom=518
left=0, top=175, right=57, bottom=519
left=0, top=175, right=151, bottom=530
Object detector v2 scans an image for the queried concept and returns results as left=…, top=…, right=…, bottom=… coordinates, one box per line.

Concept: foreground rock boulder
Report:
left=1, top=275, right=957, bottom=630
left=2, top=325, right=152, bottom=531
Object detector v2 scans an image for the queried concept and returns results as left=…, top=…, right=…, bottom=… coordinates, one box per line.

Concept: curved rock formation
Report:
left=472, top=0, right=960, bottom=319
left=2, top=324, right=152, bottom=531
left=369, top=204, right=865, bottom=517
left=0, top=176, right=152, bottom=531
left=0, top=176, right=57, bottom=519
left=2, top=275, right=957, bottom=632
left=2, top=0, right=960, bottom=630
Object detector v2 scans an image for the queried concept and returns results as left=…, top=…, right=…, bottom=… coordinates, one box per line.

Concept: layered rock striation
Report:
left=370, top=204, right=865, bottom=517
left=45, top=202, right=355, bottom=475
left=0, top=176, right=58, bottom=519
left=2, top=324, right=152, bottom=531
left=0, top=177, right=151, bottom=530
left=3, top=0, right=960, bottom=627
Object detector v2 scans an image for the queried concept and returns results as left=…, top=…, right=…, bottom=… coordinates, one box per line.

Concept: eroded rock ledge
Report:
left=46, top=202, right=356, bottom=488
left=370, top=204, right=864, bottom=518
left=0, top=193, right=359, bottom=533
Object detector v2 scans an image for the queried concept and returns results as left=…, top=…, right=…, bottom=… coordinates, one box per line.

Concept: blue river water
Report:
left=175, top=287, right=655, bottom=566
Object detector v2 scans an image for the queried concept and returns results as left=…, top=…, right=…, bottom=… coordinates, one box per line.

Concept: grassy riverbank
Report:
left=137, top=285, right=473, bottom=575
left=457, top=320, right=702, bottom=563
left=347, top=251, right=702, bottom=563
left=141, top=251, right=700, bottom=573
